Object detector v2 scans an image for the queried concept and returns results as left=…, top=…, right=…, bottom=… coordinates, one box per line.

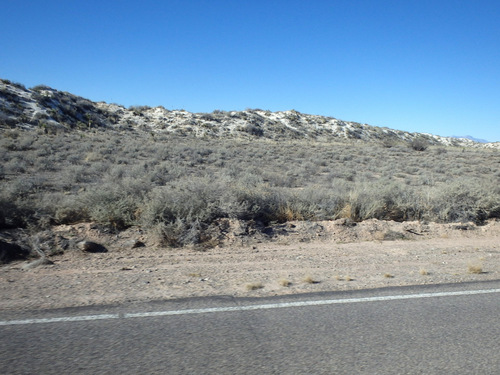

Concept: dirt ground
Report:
left=1, top=219, right=499, bottom=311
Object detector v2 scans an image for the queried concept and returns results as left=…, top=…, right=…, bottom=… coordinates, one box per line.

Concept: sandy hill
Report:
left=1, top=78, right=498, bottom=149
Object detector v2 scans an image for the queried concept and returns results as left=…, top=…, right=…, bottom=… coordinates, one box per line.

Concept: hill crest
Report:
left=1, top=79, right=498, bottom=149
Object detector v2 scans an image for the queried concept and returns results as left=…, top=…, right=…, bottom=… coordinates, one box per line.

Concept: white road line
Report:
left=124, top=288, right=500, bottom=318
left=0, top=314, right=119, bottom=326
left=1, top=288, right=499, bottom=326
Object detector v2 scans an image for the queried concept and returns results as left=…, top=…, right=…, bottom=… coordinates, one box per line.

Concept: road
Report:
left=1, top=281, right=499, bottom=374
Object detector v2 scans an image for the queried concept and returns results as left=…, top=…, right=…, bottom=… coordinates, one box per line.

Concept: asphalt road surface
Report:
left=1, top=281, right=499, bottom=374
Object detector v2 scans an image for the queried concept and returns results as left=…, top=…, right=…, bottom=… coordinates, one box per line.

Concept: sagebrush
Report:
left=1, top=128, right=499, bottom=246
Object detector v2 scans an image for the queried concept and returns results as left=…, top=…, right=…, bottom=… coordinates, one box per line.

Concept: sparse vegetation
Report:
left=0, top=128, right=499, bottom=247
left=467, top=263, right=483, bottom=274
left=279, top=279, right=291, bottom=287
left=409, top=137, right=429, bottom=151
left=246, top=282, right=264, bottom=291
left=303, top=275, right=318, bottom=284
left=1, top=79, right=500, bottom=248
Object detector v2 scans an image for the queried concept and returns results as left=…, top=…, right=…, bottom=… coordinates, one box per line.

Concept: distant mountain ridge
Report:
left=451, top=135, right=489, bottom=143
left=1, top=78, right=499, bottom=149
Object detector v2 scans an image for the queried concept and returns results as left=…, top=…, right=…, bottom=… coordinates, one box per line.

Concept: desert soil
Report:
left=1, top=219, right=499, bottom=311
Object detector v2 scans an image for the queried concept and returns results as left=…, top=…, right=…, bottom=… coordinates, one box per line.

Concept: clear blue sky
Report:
left=1, top=0, right=500, bottom=141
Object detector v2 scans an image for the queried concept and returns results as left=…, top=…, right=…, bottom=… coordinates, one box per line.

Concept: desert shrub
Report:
left=232, top=170, right=264, bottom=188
left=232, top=185, right=345, bottom=223
left=0, top=126, right=498, bottom=245
left=27, top=192, right=88, bottom=225
left=149, top=218, right=215, bottom=247
left=140, top=177, right=228, bottom=246
left=53, top=202, right=89, bottom=224
left=199, top=113, right=219, bottom=122
left=427, top=178, right=500, bottom=223
left=139, top=177, right=330, bottom=245
left=298, top=185, right=347, bottom=220
left=0, top=113, right=18, bottom=127
left=129, top=105, right=151, bottom=115
left=62, top=165, right=95, bottom=184
left=141, top=178, right=225, bottom=225
left=380, top=138, right=400, bottom=148
left=272, top=191, right=323, bottom=221
left=341, top=181, right=423, bottom=222
left=80, top=185, right=141, bottom=230
left=3, top=81, right=26, bottom=90
left=227, top=185, right=338, bottom=223
left=0, top=186, right=37, bottom=228
left=240, top=124, right=264, bottom=136
left=228, top=186, right=287, bottom=223
left=0, top=197, right=26, bottom=228
left=434, top=147, right=447, bottom=155
left=31, top=84, right=51, bottom=92
left=409, top=137, right=428, bottom=151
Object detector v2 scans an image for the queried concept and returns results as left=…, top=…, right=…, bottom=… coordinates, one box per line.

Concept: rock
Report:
left=453, top=223, right=475, bottom=231
left=22, top=257, right=55, bottom=270
left=338, top=218, right=357, bottom=227
left=0, top=240, right=30, bottom=264
left=77, top=241, right=108, bottom=253
left=124, top=239, right=145, bottom=249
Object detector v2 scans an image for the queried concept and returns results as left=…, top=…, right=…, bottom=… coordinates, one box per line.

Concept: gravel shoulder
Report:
left=1, top=219, right=499, bottom=311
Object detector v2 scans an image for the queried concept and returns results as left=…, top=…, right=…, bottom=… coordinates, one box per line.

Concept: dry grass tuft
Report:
left=246, top=282, right=264, bottom=291
left=467, top=263, right=483, bottom=274
left=302, top=275, right=318, bottom=284
left=279, top=279, right=291, bottom=287
left=338, top=203, right=357, bottom=221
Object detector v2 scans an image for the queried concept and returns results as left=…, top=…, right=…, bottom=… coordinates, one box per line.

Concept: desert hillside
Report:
left=2, top=78, right=499, bottom=148
left=1, top=77, right=499, bottom=264
left=1, top=78, right=500, bottom=309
